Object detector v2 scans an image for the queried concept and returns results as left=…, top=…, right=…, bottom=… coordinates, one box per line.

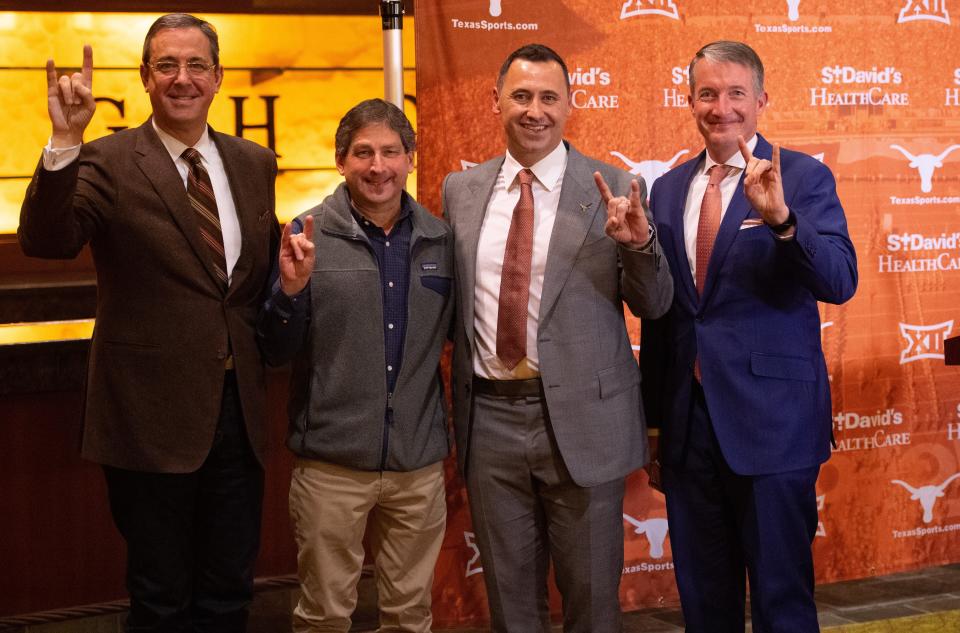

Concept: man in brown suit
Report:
left=18, top=13, right=278, bottom=632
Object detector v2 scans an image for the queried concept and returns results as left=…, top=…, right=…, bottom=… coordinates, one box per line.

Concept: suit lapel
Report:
left=700, top=135, right=771, bottom=305
left=133, top=121, right=224, bottom=291
left=540, top=147, right=600, bottom=321
left=213, top=128, right=257, bottom=298
left=460, top=158, right=502, bottom=352
left=670, top=154, right=702, bottom=309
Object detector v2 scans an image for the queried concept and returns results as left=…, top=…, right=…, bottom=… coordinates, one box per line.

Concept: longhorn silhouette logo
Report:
left=623, top=515, right=670, bottom=559
left=890, top=473, right=960, bottom=523
left=889, top=144, right=960, bottom=193
left=786, top=0, right=801, bottom=20
left=610, top=149, right=689, bottom=195
left=489, top=0, right=502, bottom=17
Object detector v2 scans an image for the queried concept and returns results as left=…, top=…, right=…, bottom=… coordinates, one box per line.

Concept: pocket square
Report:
left=739, top=218, right=764, bottom=230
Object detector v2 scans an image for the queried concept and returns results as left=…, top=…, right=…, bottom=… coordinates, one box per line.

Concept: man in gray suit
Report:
left=442, top=43, right=673, bottom=633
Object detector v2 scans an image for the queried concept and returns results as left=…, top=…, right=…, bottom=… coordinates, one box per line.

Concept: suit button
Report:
left=217, top=350, right=227, bottom=360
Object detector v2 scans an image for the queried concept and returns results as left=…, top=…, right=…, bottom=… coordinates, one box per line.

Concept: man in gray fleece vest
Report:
left=257, top=99, right=454, bottom=633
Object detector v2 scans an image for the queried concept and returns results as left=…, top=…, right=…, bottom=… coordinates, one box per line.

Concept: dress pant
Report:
left=288, top=459, right=446, bottom=633
left=104, top=371, right=264, bottom=633
left=466, top=390, right=625, bottom=633
left=662, top=379, right=820, bottom=633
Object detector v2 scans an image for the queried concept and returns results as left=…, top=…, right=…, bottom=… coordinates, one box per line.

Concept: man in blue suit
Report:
left=641, top=41, right=857, bottom=632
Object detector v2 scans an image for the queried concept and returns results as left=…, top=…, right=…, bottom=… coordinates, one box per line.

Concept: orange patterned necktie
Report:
left=496, top=168, right=535, bottom=370
left=182, top=148, right=227, bottom=289
left=695, top=164, right=732, bottom=296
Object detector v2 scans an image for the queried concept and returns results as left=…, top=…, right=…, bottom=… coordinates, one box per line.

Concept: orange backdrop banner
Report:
left=415, top=0, right=960, bottom=626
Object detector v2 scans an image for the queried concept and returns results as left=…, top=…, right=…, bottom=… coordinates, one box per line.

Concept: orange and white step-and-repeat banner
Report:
left=415, top=0, right=960, bottom=626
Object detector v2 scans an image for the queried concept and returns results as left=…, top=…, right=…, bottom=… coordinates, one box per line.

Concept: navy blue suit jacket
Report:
left=641, top=134, right=857, bottom=476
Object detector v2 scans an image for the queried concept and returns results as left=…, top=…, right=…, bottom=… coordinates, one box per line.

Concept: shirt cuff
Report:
left=271, top=282, right=310, bottom=317
left=42, top=139, right=81, bottom=171
left=622, top=225, right=658, bottom=253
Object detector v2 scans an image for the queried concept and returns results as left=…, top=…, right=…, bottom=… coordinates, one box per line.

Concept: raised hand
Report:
left=738, top=135, right=789, bottom=226
left=279, top=214, right=315, bottom=296
left=47, top=45, right=96, bottom=148
left=594, top=172, right=650, bottom=249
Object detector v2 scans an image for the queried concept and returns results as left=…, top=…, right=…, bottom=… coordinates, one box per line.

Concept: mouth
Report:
left=520, top=121, right=549, bottom=133
left=707, top=119, right=742, bottom=128
left=363, top=177, right=394, bottom=190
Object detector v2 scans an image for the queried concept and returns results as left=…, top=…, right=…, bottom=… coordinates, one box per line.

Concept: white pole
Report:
left=380, top=0, right=405, bottom=110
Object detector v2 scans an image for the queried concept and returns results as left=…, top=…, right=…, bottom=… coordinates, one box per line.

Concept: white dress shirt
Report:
left=681, top=134, right=757, bottom=282
left=473, top=142, right=567, bottom=380
left=42, top=120, right=243, bottom=283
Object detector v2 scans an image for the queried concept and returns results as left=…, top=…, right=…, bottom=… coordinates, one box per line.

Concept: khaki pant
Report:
left=289, top=458, right=446, bottom=633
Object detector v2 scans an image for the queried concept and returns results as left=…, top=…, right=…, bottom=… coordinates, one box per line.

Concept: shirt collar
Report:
left=348, top=190, right=412, bottom=233
left=703, top=133, right=758, bottom=174
left=152, top=118, right=213, bottom=164
left=503, top=141, right=568, bottom=192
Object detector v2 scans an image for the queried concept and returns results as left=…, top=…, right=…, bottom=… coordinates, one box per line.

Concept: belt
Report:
left=472, top=375, right=542, bottom=398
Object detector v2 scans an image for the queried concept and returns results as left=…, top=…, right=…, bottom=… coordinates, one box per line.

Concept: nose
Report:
left=712, top=94, right=733, bottom=115
left=525, top=97, right=544, bottom=120
left=369, top=152, right=385, bottom=171
left=172, top=65, right=192, bottom=84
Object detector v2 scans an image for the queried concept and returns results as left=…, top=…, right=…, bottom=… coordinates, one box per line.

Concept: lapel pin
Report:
left=579, top=202, right=592, bottom=213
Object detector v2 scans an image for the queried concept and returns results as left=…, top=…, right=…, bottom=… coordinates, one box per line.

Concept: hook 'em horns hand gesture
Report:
left=47, top=44, right=96, bottom=148
left=594, top=172, right=651, bottom=250
left=738, top=135, right=790, bottom=227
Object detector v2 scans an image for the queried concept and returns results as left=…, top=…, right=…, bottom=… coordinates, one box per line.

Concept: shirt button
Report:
left=388, top=323, right=394, bottom=330
left=387, top=365, right=393, bottom=372
left=385, top=241, right=390, bottom=247
left=388, top=281, right=394, bottom=288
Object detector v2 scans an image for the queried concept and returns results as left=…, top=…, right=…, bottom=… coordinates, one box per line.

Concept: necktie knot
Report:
left=181, top=147, right=203, bottom=168
left=518, top=168, right=534, bottom=187
left=707, top=164, right=731, bottom=186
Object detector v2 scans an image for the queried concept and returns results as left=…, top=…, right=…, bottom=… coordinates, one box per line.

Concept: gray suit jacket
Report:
left=442, top=143, right=673, bottom=487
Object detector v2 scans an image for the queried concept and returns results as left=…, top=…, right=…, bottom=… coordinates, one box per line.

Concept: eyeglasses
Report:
left=148, top=60, right=216, bottom=77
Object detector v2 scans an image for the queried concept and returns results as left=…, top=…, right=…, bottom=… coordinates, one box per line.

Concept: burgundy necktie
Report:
left=695, top=164, right=732, bottom=295
left=694, top=164, right=731, bottom=381
left=182, top=148, right=228, bottom=289
left=496, top=168, right=535, bottom=370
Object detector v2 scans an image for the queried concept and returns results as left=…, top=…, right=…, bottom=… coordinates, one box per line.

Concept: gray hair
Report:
left=142, top=13, right=220, bottom=67
left=688, top=40, right=764, bottom=94
left=335, top=99, right=416, bottom=159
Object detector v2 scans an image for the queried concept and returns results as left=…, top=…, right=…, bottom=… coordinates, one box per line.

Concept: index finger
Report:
left=772, top=143, right=781, bottom=174
left=81, top=44, right=93, bottom=86
left=593, top=171, right=614, bottom=204
left=738, top=135, right=752, bottom=163
left=46, top=59, right=58, bottom=94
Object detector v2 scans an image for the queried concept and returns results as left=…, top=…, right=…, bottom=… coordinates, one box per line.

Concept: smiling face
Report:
left=336, top=122, right=414, bottom=216
left=493, top=59, right=572, bottom=167
left=140, top=27, right=222, bottom=145
left=689, top=57, right=768, bottom=162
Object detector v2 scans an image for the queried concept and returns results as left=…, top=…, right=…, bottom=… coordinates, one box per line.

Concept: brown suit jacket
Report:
left=19, top=121, right=279, bottom=473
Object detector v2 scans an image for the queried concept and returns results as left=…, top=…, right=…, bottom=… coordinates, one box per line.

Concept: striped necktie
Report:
left=182, top=148, right=227, bottom=288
